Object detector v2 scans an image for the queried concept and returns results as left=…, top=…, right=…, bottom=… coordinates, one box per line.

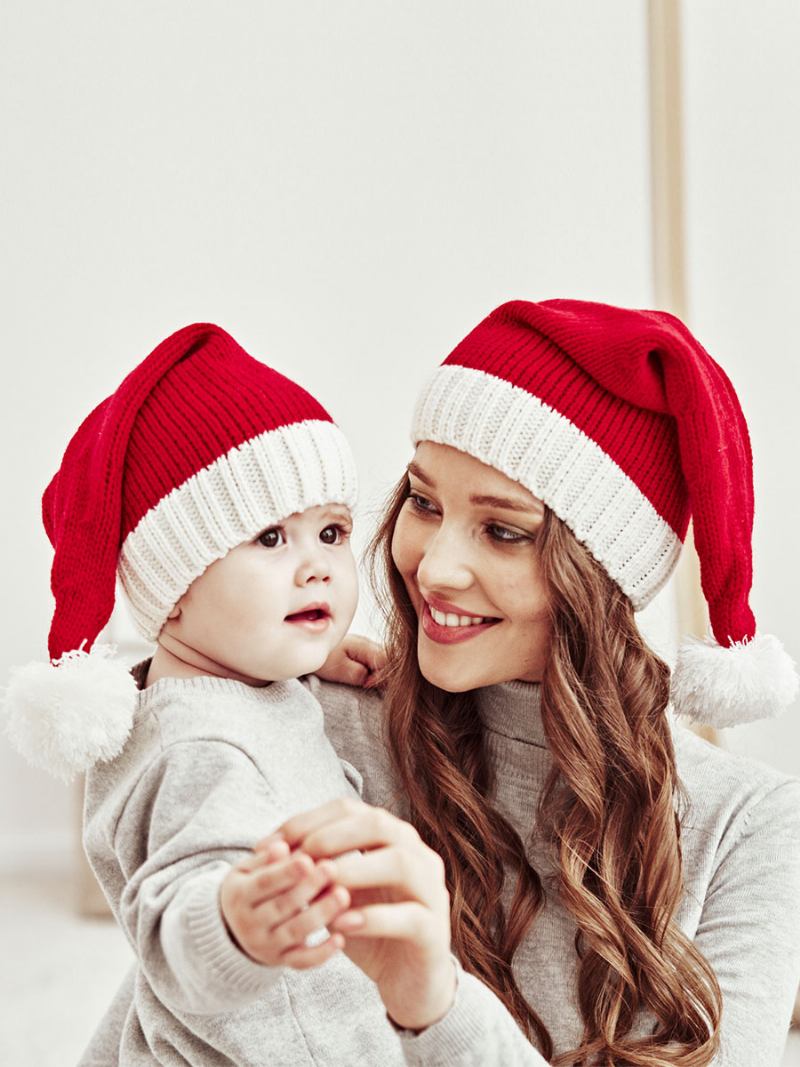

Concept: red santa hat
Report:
left=411, top=299, right=797, bottom=727
left=4, top=323, right=357, bottom=780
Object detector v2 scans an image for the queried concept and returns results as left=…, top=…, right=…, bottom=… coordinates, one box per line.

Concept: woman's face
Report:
left=391, top=441, right=550, bottom=691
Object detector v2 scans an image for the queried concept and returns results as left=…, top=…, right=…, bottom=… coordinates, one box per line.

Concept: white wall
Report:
left=1, top=0, right=671, bottom=870
left=681, top=1, right=800, bottom=772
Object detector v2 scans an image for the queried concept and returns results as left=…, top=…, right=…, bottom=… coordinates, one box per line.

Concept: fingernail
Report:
left=334, top=911, right=363, bottom=930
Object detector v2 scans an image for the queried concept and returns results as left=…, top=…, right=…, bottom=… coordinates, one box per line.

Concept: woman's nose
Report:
left=416, top=526, right=473, bottom=592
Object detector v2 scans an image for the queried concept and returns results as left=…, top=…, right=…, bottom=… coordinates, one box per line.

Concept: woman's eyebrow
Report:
left=408, top=463, right=542, bottom=515
left=469, top=493, right=543, bottom=514
left=407, top=462, right=434, bottom=485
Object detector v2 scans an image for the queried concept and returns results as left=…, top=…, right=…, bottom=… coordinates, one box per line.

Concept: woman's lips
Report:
left=420, top=601, right=500, bottom=645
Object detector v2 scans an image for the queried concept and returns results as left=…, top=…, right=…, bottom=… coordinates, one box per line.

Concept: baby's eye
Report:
left=258, top=527, right=285, bottom=548
left=486, top=523, right=529, bottom=544
left=320, top=524, right=349, bottom=545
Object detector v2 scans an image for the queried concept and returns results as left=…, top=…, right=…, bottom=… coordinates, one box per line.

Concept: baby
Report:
left=4, top=324, right=400, bottom=1065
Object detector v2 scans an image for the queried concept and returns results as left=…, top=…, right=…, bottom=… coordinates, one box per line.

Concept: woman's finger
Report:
left=274, top=796, right=369, bottom=848
left=331, top=846, right=445, bottom=910
left=330, top=901, right=437, bottom=942
left=294, top=806, right=421, bottom=860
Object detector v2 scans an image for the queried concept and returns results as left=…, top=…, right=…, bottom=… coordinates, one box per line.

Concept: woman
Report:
left=280, top=300, right=800, bottom=1065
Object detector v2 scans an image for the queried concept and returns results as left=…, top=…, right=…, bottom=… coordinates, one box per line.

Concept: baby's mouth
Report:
left=285, top=604, right=332, bottom=626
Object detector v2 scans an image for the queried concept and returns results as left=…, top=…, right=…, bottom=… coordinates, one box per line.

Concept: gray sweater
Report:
left=81, top=673, right=800, bottom=1065
left=309, top=676, right=800, bottom=1066
left=79, top=672, right=540, bottom=1066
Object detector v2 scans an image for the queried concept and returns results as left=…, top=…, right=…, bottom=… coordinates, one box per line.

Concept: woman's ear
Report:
left=167, top=603, right=181, bottom=620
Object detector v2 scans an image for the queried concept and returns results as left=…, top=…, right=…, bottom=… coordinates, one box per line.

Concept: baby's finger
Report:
left=255, top=859, right=338, bottom=925
left=338, top=657, right=370, bottom=687
left=280, top=931, right=345, bottom=970
left=272, top=884, right=351, bottom=951
left=247, top=852, right=317, bottom=906
left=238, top=839, right=290, bottom=872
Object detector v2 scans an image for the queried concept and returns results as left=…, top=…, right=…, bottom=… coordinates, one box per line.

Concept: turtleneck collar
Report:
left=477, top=678, right=547, bottom=749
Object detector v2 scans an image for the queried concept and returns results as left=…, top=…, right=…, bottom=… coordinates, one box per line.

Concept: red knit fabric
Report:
left=444, top=299, right=755, bottom=647
left=42, top=324, right=334, bottom=661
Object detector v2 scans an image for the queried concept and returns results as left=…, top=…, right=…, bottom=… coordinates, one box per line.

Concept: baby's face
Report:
left=162, top=504, right=358, bottom=684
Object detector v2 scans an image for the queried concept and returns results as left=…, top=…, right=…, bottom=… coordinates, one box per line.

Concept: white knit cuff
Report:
left=118, top=419, right=358, bottom=639
left=412, top=364, right=681, bottom=609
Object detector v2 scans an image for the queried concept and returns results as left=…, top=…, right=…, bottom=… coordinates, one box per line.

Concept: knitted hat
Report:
left=412, top=299, right=797, bottom=727
left=4, top=323, right=358, bottom=780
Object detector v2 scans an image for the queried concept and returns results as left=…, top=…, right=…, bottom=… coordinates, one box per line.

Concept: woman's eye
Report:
left=408, top=492, right=437, bottom=515
left=486, top=523, right=529, bottom=544
left=258, top=527, right=285, bottom=548
left=320, top=524, right=349, bottom=545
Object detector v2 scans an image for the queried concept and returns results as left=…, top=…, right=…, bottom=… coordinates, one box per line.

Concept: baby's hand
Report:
left=220, top=840, right=350, bottom=969
left=316, top=634, right=387, bottom=688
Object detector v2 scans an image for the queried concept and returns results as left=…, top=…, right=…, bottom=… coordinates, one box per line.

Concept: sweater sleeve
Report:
left=694, top=777, right=800, bottom=1066
left=108, top=739, right=287, bottom=1015
left=397, top=957, right=551, bottom=1066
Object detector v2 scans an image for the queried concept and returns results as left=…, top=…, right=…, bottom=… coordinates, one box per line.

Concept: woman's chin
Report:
left=417, top=645, right=487, bottom=693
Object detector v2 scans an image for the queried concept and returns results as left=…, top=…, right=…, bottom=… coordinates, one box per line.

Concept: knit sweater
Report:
left=308, top=675, right=800, bottom=1066
left=81, top=673, right=800, bottom=1065
left=79, top=672, right=542, bottom=1066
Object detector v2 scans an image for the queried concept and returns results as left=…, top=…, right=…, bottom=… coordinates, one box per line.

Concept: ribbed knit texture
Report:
left=414, top=364, right=681, bottom=609
left=119, top=331, right=334, bottom=540
left=118, top=418, right=356, bottom=638
left=77, top=674, right=800, bottom=1065
left=41, top=324, right=357, bottom=656
left=412, top=300, right=757, bottom=644
left=79, top=673, right=401, bottom=1066
left=312, top=677, right=800, bottom=1066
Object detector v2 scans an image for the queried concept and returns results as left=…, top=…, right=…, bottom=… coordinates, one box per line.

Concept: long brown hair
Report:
left=367, top=473, right=722, bottom=1066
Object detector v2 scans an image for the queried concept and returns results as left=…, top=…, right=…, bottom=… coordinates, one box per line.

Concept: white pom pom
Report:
left=2, top=645, right=138, bottom=783
left=671, top=633, right=799, bottom=728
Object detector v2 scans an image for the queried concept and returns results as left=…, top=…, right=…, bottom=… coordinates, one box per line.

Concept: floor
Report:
left=2, top=872, right=800, bottom=1066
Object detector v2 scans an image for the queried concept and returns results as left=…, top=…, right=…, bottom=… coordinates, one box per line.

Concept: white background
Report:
left=1, top=1, right=798, bottom=873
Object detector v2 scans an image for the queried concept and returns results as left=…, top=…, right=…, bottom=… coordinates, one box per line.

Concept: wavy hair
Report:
left=367, top=473, right=722, bottom=1066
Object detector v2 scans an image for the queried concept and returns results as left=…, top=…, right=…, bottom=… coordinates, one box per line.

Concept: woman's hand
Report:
left=256, top=798, right=456, bottom=1030
left=315, top=634, right=387, bottom=689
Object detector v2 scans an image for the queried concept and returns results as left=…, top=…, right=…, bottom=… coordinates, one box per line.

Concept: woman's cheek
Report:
left=390, top=510, right=420, bottom=581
